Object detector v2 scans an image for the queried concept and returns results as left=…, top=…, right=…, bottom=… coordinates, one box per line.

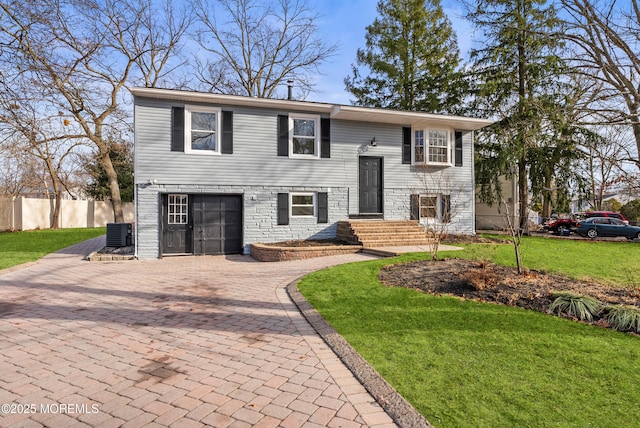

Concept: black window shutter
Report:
left=320, top=118, right=330, bottom=158
left=410, top=194, right=420, bottom=220
left=277, top=115, right=289, bottom=156
left=441, top=195, right=451, bottom=223
left=277, top=193, right=289, bottom=225
left=171, top=106, right=184, bottom=152
left=454, top=131, right=463, bottom=167
left=402, top=127, right=412, bottom=164
left=221, top=111, right=233, bottom=154
left=317, top=192, right=328, bottom=223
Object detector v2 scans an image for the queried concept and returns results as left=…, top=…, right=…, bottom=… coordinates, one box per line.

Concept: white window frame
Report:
left=168, top=194, right=188, bottom=224
left=419, top=194, right=451, bottom=224
left=289, top=114, right=320, bottom=159
left=184, top=105, right=222, bottom=155
left=413, top=128, right=453, bottom=166
left=290, top=192, right=316, bottom=218
left=414, top=129, right=425, bottom=163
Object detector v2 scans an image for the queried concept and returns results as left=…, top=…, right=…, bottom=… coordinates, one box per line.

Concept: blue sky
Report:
left=306, top=0, right=476, bottom=104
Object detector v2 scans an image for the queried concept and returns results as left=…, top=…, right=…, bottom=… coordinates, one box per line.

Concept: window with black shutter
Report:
left=171, top=106, right=184, bottom=152
left=410, top=194, right=420, bottom=220
left=402, top=127, right=411, bottom=164
left=277, top=115, right=289, bottom=156
left=277, top=193, right=289, bottom=225
left=317, top=192, right=328, bottom=223
left=454, top=131, right=463, bottom=167
left=221, top=111, right=233, bottom=154
left=320, top=119, right=330, bottom=158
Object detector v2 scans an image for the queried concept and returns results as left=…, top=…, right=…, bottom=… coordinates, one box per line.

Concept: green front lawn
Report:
left=298, top=237, right=640, bottom=427
left=0, top=228, right=106, bottom=270
left=457, top=235, right=640, bottom=286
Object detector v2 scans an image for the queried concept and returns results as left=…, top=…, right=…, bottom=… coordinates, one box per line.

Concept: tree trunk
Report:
left=541, top=175, right=553, bottom=220
left=101, top=150, right=124, bottom=223
left=518, top=159, right=529, bottom=233
left=52, top=191, right=62, bottom=230
left=44, top=158, right=61, bottom=229
left=631, top=110, right=640, bottom=171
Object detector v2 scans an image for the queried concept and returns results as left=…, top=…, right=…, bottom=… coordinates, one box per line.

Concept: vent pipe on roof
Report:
left=287, top=79, right=293, bottom=100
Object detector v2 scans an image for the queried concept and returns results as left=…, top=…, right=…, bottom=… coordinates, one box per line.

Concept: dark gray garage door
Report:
left=162, top=194, right=243, bottom=256
left=192, top=195, right=243, bottom=255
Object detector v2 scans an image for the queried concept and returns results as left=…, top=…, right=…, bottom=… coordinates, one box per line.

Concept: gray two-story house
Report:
left=131, top=87, right=491, bottom=259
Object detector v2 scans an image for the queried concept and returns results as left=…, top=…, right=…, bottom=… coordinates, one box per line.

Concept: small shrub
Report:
left=549, top=292, right=602, bottom=322
left=603, top=305, right=640, bottom=333
left=463, top=266, right=499, bottom=290
left=475, top=259, right=489, bottom=269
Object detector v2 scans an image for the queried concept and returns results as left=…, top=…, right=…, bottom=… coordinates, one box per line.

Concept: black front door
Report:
left=162, top=194, right=192, bottom=254
left=192, top=195, right=243, bottom=255
left=359, top=156, right=383, bottom=214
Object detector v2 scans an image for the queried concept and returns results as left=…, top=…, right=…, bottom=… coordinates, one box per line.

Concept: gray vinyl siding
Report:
left=136, top=97, right=473, bottom=192
left=136, top=98, right=348, bottom=187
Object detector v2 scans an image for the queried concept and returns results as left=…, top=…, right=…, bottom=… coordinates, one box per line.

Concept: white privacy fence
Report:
left=0, top=197, right=134, bottom=231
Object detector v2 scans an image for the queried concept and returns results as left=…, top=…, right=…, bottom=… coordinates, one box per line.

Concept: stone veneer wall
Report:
left=135, top=184, right=349, bottom=259
left=383, top=187, right=475, bottom=235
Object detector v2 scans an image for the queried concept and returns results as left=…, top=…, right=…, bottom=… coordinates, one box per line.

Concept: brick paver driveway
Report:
left=0, top=237, right=396, bottom=427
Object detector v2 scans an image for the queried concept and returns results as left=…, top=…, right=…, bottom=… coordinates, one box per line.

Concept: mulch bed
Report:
left=379, top=258, right=640, bottom=320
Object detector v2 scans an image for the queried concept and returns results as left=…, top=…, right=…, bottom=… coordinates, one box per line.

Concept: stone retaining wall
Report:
left=250, top=243, right=362, bottom=262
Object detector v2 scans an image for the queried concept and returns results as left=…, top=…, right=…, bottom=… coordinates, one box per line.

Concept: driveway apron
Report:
left=0, top=237, right=396, bottom=427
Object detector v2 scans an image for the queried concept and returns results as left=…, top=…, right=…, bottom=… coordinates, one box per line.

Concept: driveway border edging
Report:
left=287, top=278, right=432, bottom=428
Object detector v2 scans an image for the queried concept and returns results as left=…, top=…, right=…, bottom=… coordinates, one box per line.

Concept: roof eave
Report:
left=129, top=87, right=334, bottom=113
left=329, top=105, right=494, bottom=130
left=130, top=87, right=494, bottom=130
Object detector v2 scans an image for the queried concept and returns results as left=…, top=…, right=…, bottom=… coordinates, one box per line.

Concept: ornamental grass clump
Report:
left=602, top=305, right=640, bottom=333
left=549, top=292, right=602, bottom=322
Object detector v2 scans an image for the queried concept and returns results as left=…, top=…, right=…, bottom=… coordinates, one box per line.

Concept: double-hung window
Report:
left=428, top=130, right=450, bottom=164
left=290, top=114, right=320, bottom=158
left=290, top=193, right=315, bottom=217
left=185, top=105, right=221, bottom=154
left=413, top=128, right=452, bottom=166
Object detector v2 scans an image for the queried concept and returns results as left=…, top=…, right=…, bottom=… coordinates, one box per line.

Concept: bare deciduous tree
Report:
left=412, top=167, right=467, bottom=261
left=0, top=74, right=87, bottom=228
left=0, top=0, right=187, bottom=222
left=562, top=0, right=640, bottom=169
left=501, top=198, right=524, bottom=275
left=577, top=125, right=635, bottom=210
left=193, top=0, right=337, bottom=98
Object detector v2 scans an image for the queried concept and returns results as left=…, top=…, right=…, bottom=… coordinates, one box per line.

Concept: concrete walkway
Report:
left=0, top=237, right=399, bottom=427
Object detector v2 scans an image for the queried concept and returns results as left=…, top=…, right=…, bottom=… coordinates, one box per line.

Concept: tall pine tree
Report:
left=468, top=0, right=577, bottom=230
left=344, top=0, right=465, bottom=114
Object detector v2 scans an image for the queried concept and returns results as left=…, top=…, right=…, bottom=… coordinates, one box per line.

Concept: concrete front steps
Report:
left=336, top=220, right=432, bottom=248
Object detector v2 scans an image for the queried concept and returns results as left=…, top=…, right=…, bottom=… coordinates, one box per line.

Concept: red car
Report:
left=544, top=215, right=578, bottom=235
left=544, top=211, right=628, bottom=235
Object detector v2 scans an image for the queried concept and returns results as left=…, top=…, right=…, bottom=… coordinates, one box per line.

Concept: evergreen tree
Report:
left=84, top=141, right=134, bottom=203
left=468, top=0, right=577, bottom=230
left=344, top=0, right=465, bottom=113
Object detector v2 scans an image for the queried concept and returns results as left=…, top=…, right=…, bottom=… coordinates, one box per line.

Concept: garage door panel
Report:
left=192, top=195, right=243, bottom=255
